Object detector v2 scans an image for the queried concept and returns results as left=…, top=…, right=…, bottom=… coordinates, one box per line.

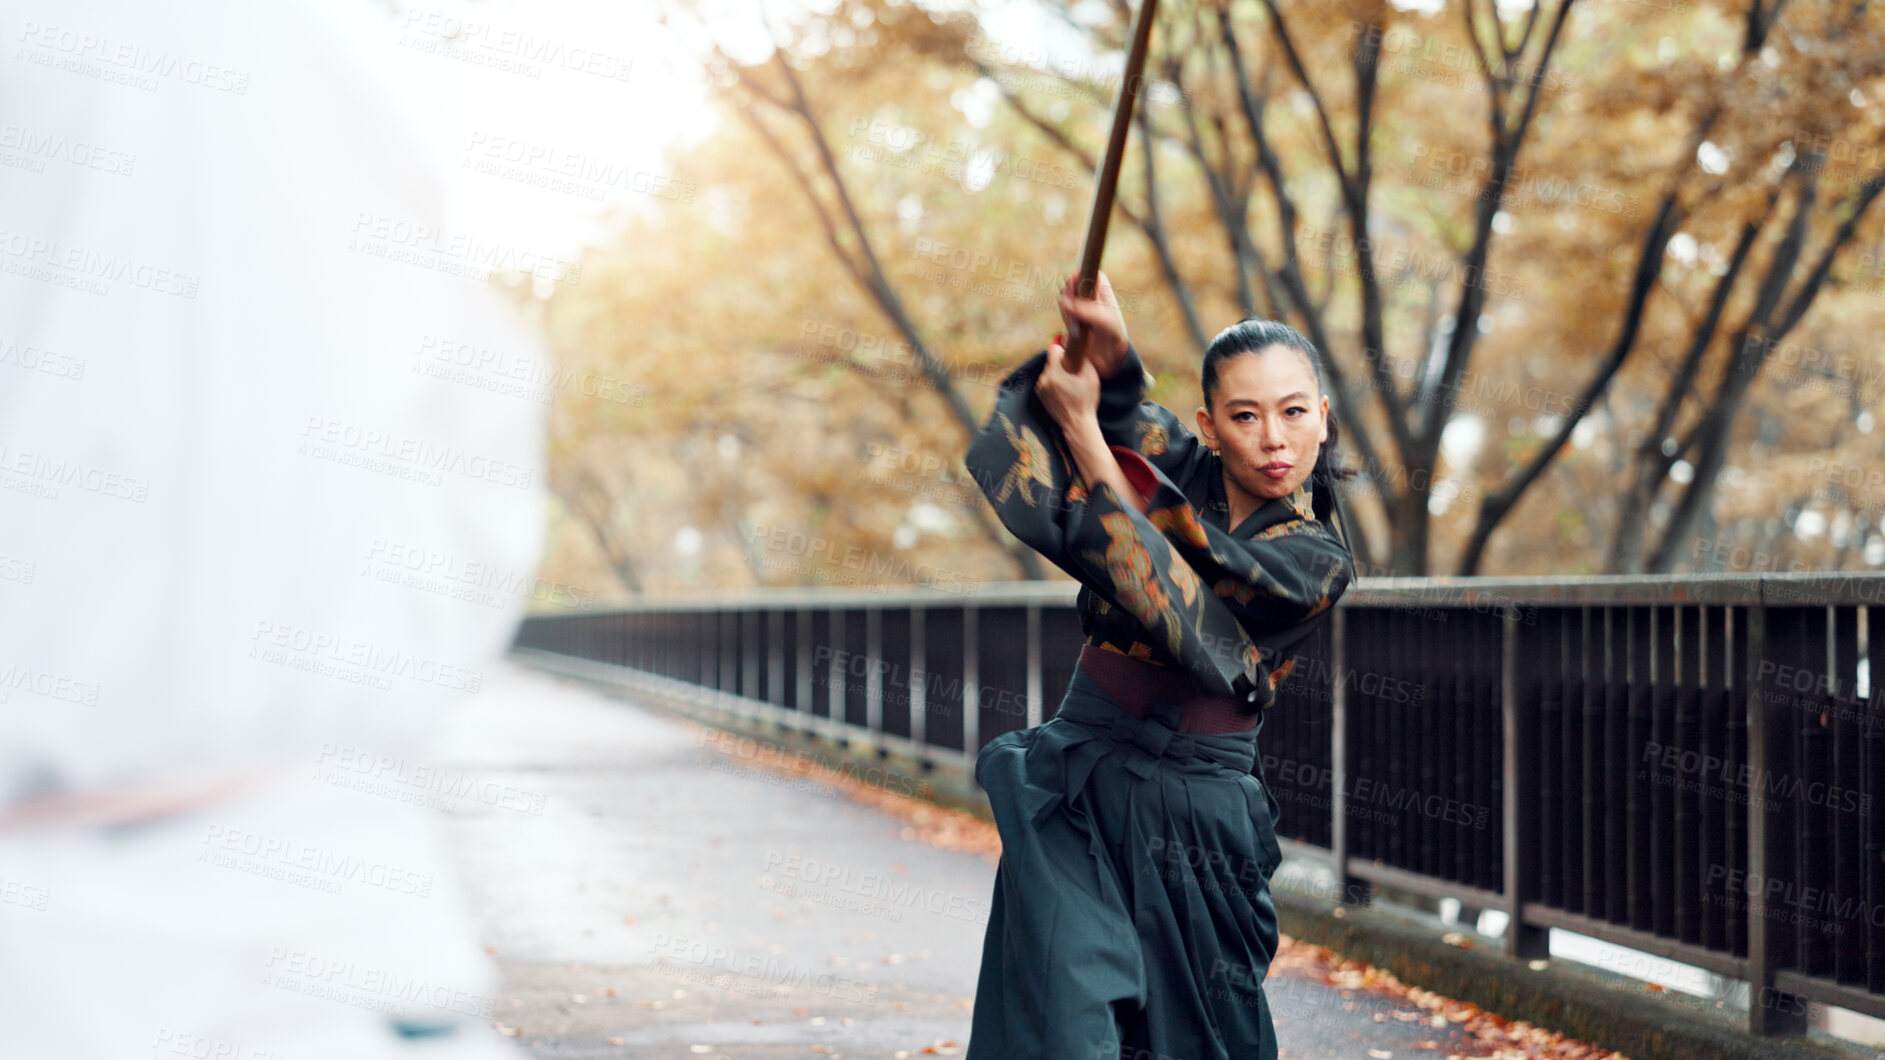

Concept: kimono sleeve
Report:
left=961, top=347, right=1199, bottom=592
left=1093, top=343, right=1211, bottom=491
left=1077, top=450, right=1352, bottom=704
left=961, top=350, right=1094, bottom=583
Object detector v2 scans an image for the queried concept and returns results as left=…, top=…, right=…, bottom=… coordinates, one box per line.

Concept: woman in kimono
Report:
left=962, top=271, right=1354, bottom=1060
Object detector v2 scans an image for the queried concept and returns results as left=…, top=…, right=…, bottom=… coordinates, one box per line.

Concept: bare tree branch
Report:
left=972, top=54, right=1210, bottom=351
left=723, top=43, right=1046, bottom=580
left=1426, top=0, right=1577, bottom=461
left=1161, top=32, right=1260, bottom=317
left=1456, top=196, right=1678, bottom=573
left=1132, top=107, right=1210, bottom=351
left=767, top=51, right=984, bottom=429
left=1645, top=164, right=1885, bottom=571
left=1602, top=216, right=1762, bottom=572
left=554, top=466, right=644, bottom=595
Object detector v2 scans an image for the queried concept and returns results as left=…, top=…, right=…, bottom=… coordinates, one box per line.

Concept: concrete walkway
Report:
left=431, top=662, right=1615, bottom=1059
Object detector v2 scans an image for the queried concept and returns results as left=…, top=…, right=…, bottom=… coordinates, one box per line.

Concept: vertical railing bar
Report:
left=768, top=608, right=785, bottom=714
left=721, top=610, right=738, bottom=706
left=828, top=605, right=845, bottom=732
left=1368, top=607, right=1387, bottom=868
left=1483, top=606, right=1501, bottom=893
left=1746, top=599, right=1774, bottom=1033
left=963, top=606, right=981, bottom=760
left=1455, top=606, right=1470, bottom=885
left=866, top=606, right=884, bottom=753
left=1331, top=606, right=1354, bottom=904
left=1727, top=605, right=1748, bottom=957
left=1503, top=604, right=1544, bottom=956
left=965, top=603, right=980, bottom=758
left=1533, top=608, right=1553, bottom=909
left=796, top=608, right=813, bottom=726
left=1387, top=607, right=1406, bottom=868
left=1416, top=604, right=1429, bottom=878
left=1581, top=605, right=1599, bottom=917
left=1026, top=602, right=1043, bottom=728
left=1538, top=607, right=1561, bottom=910
left=1561, top=605, right=1578, bottom=912
left=1471, top=606, right=1487, bottom=888
left=1693, top=604, right=1708, bottom=942
left=1799, top=605, right=1832, bottom=978
left=1747, top=595, right=1807, bottom=1034
left=1372, top=608, right=1388, bottom=868
left=1672, top=605, right=1696, bottom=944
left=741, top=610, right=756, bottom=703
left=1659, top=603, right=1676, bottom=938
left=1429, top=602, right=1446, bottom=881
left=1831, top=604, right=1863, bottom=983
left=911, top=606, right=928, bottom=754
left=1626, top=607, right=1646, bottom=931
left=1866, top=605, right=1885, bottom=994
left=1607, top=605, right=1627, bottom=924
left=1794, top=603, right=1824, bottom=973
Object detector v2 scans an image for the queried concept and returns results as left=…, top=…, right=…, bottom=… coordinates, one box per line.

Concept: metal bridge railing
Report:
left=511, top=572, right=1885, bottom=1036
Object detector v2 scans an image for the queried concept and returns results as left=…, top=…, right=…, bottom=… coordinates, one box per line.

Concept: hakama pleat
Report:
left=967, top=668, right=1285, bottom=1060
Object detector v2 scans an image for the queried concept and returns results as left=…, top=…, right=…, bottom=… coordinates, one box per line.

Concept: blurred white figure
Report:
left=0, top=1, right=548, bottom=1055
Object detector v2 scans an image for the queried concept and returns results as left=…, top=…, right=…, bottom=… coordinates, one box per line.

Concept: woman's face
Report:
left=1195, top=346, right=1330, bottom=503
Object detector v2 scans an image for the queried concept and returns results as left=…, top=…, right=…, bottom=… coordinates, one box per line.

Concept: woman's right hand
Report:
left=1057, top=271, right=1129, bottom=379
left=1035, top=335, right=1101, bottom=435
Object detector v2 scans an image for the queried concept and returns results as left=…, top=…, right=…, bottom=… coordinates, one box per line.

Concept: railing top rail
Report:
left=525, top=571, right=1885, bottom=618
left=1346, top=571, right=1885, bottom=608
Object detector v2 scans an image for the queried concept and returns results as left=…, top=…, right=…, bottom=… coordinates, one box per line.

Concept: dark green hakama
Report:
left=962, top=344, right=1352, bottom=1060
left=968, top=669, right=1284, bottom=1060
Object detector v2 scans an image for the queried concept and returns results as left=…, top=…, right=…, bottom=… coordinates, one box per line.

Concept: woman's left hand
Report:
left=1035, top=334, right=1101, bottom=433
left=1057, top=271, right=1129, bottom=379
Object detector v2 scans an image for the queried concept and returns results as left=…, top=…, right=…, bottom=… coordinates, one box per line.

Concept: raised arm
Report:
left=1059, top=272, right=1213, bottom=490
left=965, top=309, right=1353, bottom=706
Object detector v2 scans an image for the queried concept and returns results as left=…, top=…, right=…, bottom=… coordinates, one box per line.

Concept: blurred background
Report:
left=521, top=0, right=1885, bottom=595
left=2, top=0, right=1883, bottom=1056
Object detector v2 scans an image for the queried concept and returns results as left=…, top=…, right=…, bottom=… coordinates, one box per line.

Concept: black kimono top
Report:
left=965, top=343, right=1354, bottom=712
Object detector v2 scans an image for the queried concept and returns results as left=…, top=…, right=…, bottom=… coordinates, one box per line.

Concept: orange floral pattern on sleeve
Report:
left=1147, top=503, right=1211, bottom=549
left=1214, top=577, right=1257, bottom=606
left=1098, top=511, right=1183, bottom=659
left=1138, top=420, right=1169, bottom=456
left=1268, top=657, right=1297, bottom=689
left=991, top=413, right=1054, bottom=507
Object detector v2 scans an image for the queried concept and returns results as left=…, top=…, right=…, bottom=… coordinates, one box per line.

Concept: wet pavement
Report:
left=433, top=662, right=1623, bottom=1059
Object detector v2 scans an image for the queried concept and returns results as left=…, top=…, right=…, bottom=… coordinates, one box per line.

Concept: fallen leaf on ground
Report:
left=1270, top=934, right=1634, bottom=1059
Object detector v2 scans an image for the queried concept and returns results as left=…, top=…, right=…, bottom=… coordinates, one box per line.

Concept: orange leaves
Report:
left=1273, top=934, right=1633, bottom=1058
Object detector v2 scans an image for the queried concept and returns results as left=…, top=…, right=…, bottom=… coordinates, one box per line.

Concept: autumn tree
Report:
left=529, top=0, right=1885, bottom=598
